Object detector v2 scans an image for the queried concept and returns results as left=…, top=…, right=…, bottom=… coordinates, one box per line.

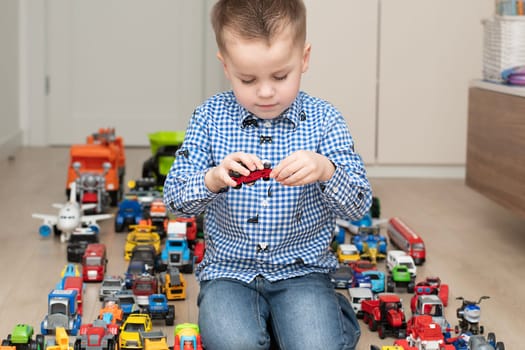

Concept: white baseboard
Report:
left=365, top=164, right=465, bottom=179
left=0, top=129, right=23, bottom=161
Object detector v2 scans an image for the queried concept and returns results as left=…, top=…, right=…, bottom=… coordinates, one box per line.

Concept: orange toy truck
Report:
left=66, top=129, right=126, bottom=211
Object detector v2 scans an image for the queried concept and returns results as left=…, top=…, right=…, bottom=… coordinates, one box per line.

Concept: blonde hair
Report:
left=211, top=0, right=307, bottom=53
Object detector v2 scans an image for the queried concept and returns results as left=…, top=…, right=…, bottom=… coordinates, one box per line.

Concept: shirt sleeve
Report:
left=163, top=107, right=222, bottom=216
left=317, top=104, right=373, bottom=220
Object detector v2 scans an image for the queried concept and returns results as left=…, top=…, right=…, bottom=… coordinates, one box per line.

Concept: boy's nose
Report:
left=256, top=83, right=275, bottom=98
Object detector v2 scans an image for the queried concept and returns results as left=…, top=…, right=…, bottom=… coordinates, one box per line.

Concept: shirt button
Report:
left=263, top=121, right=272, bottom=128
left=261, top=199, right=269, bottom=207
left=333, top=187, right=339, bottom=194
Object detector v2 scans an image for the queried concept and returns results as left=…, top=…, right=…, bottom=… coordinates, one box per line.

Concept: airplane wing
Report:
left=31, top=213, right=58, bottom=226
left=81, top=213, right=114, bottom=226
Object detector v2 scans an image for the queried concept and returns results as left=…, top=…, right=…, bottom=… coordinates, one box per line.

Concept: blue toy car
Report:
left=361, top=270, right=385, bottom=293
left=115, top=198, right=143, bottom=232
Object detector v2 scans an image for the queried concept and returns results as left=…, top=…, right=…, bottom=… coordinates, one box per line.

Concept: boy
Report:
left=163, top=0, right=372, bottom=349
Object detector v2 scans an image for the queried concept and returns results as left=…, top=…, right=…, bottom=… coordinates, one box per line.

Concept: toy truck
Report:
left=1, top=324, right=38, bottom=350
left=66, top=131, right=125, bottom=209
left=70, top=161, right=112, bottom=214
left=139, top=331, right=169, bottom=350
left=41, top=327, right=74, bottom=350
left=41, top=289, right=82, bottom=336
left=173, top=324, right=203, bottom=350
left=161, top=221, right=194, bottom=273
left=142, top=131, right=185, bottom=189
left=86, top=128, right=126, bottom=183
left=159, top=265, right=186, bottom=300
left=75, top=320, right=118, bottom=350
left=115, top=199, right=143, bottom=233
left=144, top=294, right=174, bottom=326
left=132, top=274, right=159, bottom=307
left=361, top=294, right=407, bottom=339
left=395, top=315, right=455, bottom=350
left=82, top=243, right=107, bottom=282
left=410, top=295, right=451, bottom=337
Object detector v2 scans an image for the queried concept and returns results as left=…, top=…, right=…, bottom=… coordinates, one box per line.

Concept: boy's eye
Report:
left=241, top=78, right=255, bottom=84
left=274, top=75, right=288, bottom=81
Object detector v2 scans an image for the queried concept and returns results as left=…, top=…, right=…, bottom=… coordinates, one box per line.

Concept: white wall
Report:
left=0, top=0, right=23, bottom=160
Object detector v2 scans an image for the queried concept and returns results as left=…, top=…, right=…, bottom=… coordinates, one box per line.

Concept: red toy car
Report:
left=348, top=260, right=377, bottom=273
left=410, top=276, right=449, bottom=311
left=230, top=162, right=272, bottom=189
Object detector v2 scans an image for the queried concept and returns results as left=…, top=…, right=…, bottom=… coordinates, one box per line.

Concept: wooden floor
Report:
left=1, top=147, right=522, bottom=349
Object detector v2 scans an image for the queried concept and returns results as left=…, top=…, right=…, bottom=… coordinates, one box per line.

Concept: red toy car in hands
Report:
left=230, top=162, right=272, bottom=189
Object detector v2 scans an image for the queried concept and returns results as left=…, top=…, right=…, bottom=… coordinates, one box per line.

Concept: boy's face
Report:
left=218, top=27, right=311, bottom=120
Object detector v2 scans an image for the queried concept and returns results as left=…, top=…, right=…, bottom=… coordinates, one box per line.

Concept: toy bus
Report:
left=386, top=217, right=426, bottom=265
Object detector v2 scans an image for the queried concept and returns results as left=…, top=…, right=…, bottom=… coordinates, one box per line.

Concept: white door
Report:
left=46, top=0, right=219, bottom=146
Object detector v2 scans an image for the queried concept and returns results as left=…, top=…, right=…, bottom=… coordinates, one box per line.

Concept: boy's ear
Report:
left=217, top=51, right=231, bottom=80
left=301, top=43, right=311, bottom=73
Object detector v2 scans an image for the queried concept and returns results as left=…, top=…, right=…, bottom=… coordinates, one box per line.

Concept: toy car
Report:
left=98, top=298, right=124, bottom=325
left=116, top=290, right=140, bottom=318
left=118, top=314, right=153, bottom=350
left=410, top=294, right=451, bottom=337
left=348, top=287, right=374, bottom=318
left=124, top=224, right=161, bottom=260
left=139, top=331, right=170, bottom=350
left=1, top=324, right=38, bottom=350
left=115, top=198, right=143, bottom=233
left=99, top=275, right=126, bottom=301
left=387, top=265, right=415, bottom=293
left=411, top=276, right=449, bottom=307
left=336, top=243, right=360, bottom=263
left=67, top=228, right=99, bottom=263
left=348, top=260, right=377, bottom=273
left=229, top=162, right=272, bottom=189
left=329, top=265, right=354, bottom=289
left=76, top=320, right=118, bottom=350
left=174, top=323, right=203, bottom=350
left=362, top=270, right=385, bottom=293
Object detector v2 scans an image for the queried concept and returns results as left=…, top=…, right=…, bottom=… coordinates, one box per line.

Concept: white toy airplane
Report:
left=32, top=182, right=113, bottom=242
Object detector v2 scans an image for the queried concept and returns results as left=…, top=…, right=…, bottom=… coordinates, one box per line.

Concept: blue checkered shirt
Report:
left=164, top=91, right=372, bottom=283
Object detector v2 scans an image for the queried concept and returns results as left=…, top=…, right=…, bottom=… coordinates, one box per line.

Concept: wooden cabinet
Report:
left=466, top=83, right=525, bottom=217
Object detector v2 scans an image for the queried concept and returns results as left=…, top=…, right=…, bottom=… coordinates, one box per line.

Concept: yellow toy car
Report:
left=124, top=224, right=161, bottom=260
left=119, top=314, right=153, bottom=350
left=337, top=243, right=361, bottom=263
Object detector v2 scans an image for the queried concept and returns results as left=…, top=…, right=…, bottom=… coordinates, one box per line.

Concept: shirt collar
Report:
left=238, top=92, right=304, bottom=130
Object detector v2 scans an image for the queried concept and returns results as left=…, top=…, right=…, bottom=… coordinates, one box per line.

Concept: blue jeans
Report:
left=197, top=273, right=361, bottom=350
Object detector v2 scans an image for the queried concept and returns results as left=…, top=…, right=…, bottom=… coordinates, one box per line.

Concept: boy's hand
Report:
left=271, top=151, right=335, bottom=186
left=205, top=152, right=264, bottom=193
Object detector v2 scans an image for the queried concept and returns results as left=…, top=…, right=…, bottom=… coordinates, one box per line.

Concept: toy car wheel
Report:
left=29, top=340, right=39, bottom=350
left=407, top=282, right=415, bottom=293
left=36, top=334, right=45, bottom=350
left=115, top=221, right=125, bottom=233
left=454, top=325, right=459, bottom=334
left=487, top=332, right=496, bottom=345
left=378, top=324, right=386, bottom=339
left=495, top=341, right=505, bottom=350
left=1, top=340, right=10, bottom=346
left=74, top=338, right=82, bottom=350
left=106, top=338, right=115, bottom=350
left=166, top=305, right=175, bottom=326
left=479, top=325, right=484, bottom=334
left=369, top=318, right=377, bottom=332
